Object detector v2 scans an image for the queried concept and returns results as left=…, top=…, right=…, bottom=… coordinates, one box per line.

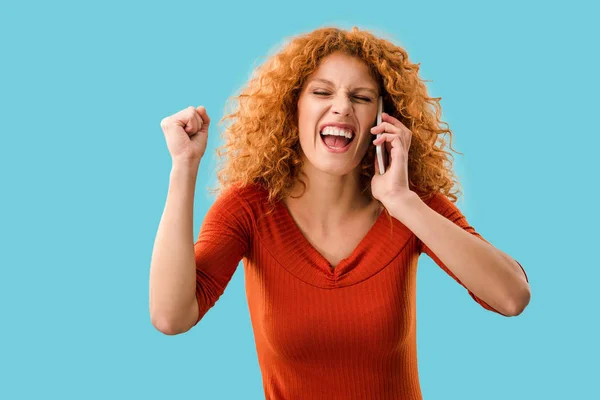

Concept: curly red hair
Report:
left=208, top=26, right=463, bottom=215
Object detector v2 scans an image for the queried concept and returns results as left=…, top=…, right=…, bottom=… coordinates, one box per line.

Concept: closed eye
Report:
left=312, top=92, right=372, bottom=102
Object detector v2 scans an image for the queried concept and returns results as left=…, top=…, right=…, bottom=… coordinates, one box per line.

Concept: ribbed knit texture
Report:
left=193, top=183, right=528, bottom=399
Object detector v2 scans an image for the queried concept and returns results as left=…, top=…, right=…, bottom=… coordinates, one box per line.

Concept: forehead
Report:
left=306, top=53, right=377, bottom=87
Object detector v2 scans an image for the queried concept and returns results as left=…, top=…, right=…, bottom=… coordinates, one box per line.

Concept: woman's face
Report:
left=296, top=52, right=380, bottom=176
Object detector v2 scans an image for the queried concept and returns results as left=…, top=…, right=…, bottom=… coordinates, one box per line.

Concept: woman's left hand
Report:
left=370, top=112, right=414, bottom=204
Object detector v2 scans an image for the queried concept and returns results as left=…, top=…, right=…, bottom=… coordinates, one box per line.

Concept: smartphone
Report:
left=375, top=96, right=388, bottom=175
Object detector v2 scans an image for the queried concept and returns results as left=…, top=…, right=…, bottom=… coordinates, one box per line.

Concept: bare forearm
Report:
left=149, top=161, right=200, bottom=333
left=387, top=192, right=530, bottom=316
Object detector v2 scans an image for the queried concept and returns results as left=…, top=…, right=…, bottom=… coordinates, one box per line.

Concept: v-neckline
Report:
left=276, top=199, right=386, bottom=272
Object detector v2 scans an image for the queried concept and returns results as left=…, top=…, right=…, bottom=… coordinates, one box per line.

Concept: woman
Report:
left=150, top=26, right=531, bottom=400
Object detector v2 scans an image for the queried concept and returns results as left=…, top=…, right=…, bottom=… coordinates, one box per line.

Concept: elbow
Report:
left=504, top=284, right=531, bottom=317
left=150, top=313, right=189, bottom=335
left=150, top=296, right=199, bottom=335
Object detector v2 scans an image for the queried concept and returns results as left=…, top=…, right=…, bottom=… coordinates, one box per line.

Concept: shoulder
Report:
left=220, top=182, right=270, bottom=210
left=212, top=182, right=261, bottom=205
left=421, top=191, right=463, bottom=219
left=210, top=182, right=271, bottom=222
left=202, top=183, right=269, bottom=239
left=422, top=191, right=454, bottom=209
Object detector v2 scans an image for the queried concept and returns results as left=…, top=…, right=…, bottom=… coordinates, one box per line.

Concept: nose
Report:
left=331, top=94, right=353, bottom=117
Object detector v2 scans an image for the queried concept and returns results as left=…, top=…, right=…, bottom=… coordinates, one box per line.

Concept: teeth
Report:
left=320, top=126, right=354, bottom=139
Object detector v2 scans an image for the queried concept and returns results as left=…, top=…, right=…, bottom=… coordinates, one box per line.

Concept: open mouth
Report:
left=319, top=131, right=355, bottom=149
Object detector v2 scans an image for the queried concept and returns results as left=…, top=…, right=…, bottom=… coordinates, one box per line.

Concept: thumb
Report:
left=195, top=106, right=210, bottom=132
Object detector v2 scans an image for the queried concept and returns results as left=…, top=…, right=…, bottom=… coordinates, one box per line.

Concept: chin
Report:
left=299, top=141, right=367, bottom=177
left=315, top=159, right=362, bottom=177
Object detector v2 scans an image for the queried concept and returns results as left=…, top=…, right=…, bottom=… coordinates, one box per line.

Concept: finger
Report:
left=195, top=105, right=210, bottom=129
left=371, top=121, right=400, bottom=135
left=161, top=106, right=195, bottom=131
left=188, top=106, right=209, bottom=134
left=185, top=118, right=199, bottom=133
left=373, top=133, right=407, bottom=156
left=180, top=106, right=198, bottom=132
left=375, top=122, right=412, bottom=151
left=390, top=135, right=404, bottom=154
left=372, top=132, right=397, bottom=144
left=189, top=113, right=204, bottom=134
left=381, top=112, right=409, bottom=130
left=185, top=118, right=196, bottom=132
left=382, top=114, right=413, bottom=147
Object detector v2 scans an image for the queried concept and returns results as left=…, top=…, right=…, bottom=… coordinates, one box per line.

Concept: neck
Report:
left=284, top=166, right=380, bottom=233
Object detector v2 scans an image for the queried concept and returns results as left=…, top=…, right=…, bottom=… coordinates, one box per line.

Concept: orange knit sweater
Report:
left=193, top=183, right=528, bottom=399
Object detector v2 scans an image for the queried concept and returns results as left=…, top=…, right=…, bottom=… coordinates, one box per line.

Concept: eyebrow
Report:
left=308, top=78, right=379, bottom=96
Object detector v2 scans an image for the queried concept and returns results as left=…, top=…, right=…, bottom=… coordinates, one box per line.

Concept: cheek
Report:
left=298, top=105, right=321, bottom=134
left=360, top=135, right=375, bottom=154
left=365, top=108, right=378, bottom=127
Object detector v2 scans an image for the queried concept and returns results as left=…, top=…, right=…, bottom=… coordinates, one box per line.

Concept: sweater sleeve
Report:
left=417, top=193, right=529, bottom=315
left=192, top=186, right=252, bottom=326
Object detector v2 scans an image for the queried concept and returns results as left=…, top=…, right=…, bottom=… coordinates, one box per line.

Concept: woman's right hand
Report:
left=160, top=106, right=210, bottom=164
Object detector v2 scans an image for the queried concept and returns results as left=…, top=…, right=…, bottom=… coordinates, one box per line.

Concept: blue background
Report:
left=2, top=0, right=598, bottom=398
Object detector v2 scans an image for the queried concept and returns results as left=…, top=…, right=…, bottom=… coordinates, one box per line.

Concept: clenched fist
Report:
left=160, top=106, right=210, bottom=164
